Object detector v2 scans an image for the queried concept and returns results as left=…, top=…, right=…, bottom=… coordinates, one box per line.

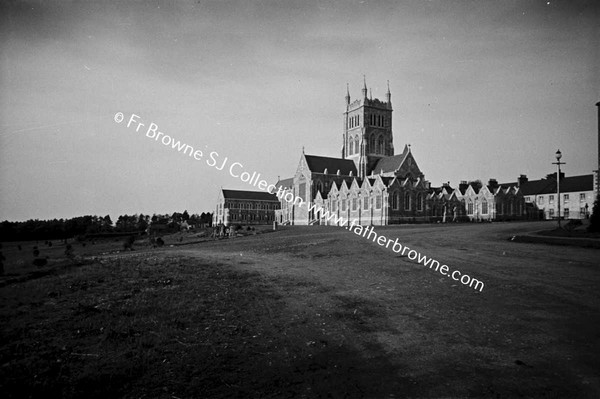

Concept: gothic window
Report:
left=357, top=115, right=360, bottom=126
left=417, top=193, right=423, bottom=211
left=352, top=198, right=357, bottom=211
left=370, top=135, right=375, bottom=153
left=378, top=136, right=384, bottom=154
left=376, top=195, right=382, bottom=210
left=348, top=139, right=353, bottom=155
left=404, top=192, right=411, bottom=211
left=391, top=191, right=399, bottom=210
left=482, top=199, right=488, bottom=215
left=341, top=199, right=347, bottom=212
left=299, top=183, right=306, bottom=201
left=316, top=181, right=323, bottom=194
left=363, top=196, right=369, bottom=210
left=467, top=201, right=474, bottom=215
left=354, top=137, right=359, bottom=154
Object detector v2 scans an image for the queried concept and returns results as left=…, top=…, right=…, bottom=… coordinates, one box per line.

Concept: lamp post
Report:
left=552, top=150, right=565, bottom=228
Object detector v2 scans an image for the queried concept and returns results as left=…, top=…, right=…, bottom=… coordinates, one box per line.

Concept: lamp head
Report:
left=555, top=149, right=562, bottom=161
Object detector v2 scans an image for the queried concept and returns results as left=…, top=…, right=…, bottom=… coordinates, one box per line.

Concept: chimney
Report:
left=517, top=175, right=528, bottom=187
left=488, top=178, right=499, bottom=188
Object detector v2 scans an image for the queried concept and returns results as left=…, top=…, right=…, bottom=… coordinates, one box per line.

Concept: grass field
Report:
left=1, top=221, right=599, bottom=398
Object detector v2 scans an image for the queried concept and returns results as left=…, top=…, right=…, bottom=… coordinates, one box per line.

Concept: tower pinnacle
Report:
left=345, top=83, right=350, bottom=105
left=362, top=75, right=368, bottom=98
left=386, top=80, right=391, bottom=104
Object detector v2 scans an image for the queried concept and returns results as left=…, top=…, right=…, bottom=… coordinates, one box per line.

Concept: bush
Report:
left=123, top=235, right=136, bottom=250
left=156, top=237, right=165, bottom=247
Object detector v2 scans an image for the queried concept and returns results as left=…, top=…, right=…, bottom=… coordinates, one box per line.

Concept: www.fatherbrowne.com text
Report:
left=115, top=112, right=485, bottom=292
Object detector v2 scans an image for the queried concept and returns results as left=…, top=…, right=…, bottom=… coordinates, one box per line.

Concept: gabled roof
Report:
left=372, top=153, right=407, bottom=174
left=372, top=144, right=412, bottom=174
left=380, top=176, right=394, bottom=187
left=304, top=154, right=357, bottom=176
left=222, top=189, right=279, bottom=202
left=502, top=174, right=593, bottom=196
left=276, top=177, right=294, bottom=189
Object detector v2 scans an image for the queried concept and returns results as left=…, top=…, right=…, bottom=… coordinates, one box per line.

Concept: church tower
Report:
left=342, top=78, right=394, bottom=179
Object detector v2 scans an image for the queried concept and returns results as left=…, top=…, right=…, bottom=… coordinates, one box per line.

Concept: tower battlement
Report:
left=342, top=79, right=394, bottom=179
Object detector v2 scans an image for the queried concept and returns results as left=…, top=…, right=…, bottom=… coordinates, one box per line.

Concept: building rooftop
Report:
left=222, top=189, right=279, bottom=202
left=501, top=174, right=594, bottom=196
left=304, top=154, right=358, bottom=176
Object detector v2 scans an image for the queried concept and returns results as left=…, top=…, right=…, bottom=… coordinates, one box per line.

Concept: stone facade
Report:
left=213, top=189, right=279, bottom=226
left=275, top=81, right=530, bottom=225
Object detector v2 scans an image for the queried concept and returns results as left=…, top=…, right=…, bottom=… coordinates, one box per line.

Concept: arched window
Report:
left=404, top=192, right=411, bottom=211
left=391, top=191, right=399, bottom=210
left=348, top=139, right=353, bottom=155
left=378, top=136, right=384, bottom=154
left=369, top=135, right=375, bottom=153
left=416, top=193, right=423, bottom=211
left=354, top=137, right=360, bottom=155
left=316, top=181, right=323, bottom=194
left=482, top=199, right=488, bottom=215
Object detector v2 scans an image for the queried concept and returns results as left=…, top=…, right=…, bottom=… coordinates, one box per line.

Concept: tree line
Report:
left=0, top=211, right=213, bottom=242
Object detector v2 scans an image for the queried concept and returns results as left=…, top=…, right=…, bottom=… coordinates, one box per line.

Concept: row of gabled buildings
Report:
left=213, top=81, right=598, bottom=227
left=273, top=149, right=528, bottom=226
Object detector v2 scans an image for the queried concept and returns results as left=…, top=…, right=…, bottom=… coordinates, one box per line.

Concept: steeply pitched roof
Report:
left=304, top=154, right=357, bottom=176
left=372, top=154, right=405, bottom=174
left=222, top=189, right=279, bottom=201
left=502, top=174, right=593, bottom=196
left=372, top=144, right=410, bottom=174
left=381, top=176, right=394, bottom=187
left=276, top=177, right=294, bottom=189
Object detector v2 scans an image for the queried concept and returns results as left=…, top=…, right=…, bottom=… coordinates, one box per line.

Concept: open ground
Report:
left=1, top=221, right=599, bottom=398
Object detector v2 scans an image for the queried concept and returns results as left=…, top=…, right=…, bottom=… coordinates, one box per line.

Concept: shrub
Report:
left=123, top=235, right=136, bottom=250
left=156, top=237, right=165, bottom=247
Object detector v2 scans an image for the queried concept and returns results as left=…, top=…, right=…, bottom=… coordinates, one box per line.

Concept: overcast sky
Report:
left=0, top=0, right=598, bottom=221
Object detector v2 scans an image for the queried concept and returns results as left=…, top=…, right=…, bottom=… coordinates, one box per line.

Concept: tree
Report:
left=182, top=210, right=190, bottom=221
left=137, top=214, right=149, bottom=232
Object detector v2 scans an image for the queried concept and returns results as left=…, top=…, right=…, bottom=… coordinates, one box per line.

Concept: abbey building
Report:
left=275, top=80, right=526, bottom=226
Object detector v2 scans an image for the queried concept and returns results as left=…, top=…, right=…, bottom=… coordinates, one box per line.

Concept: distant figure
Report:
left=442, top=204, right=447, bottom=224
left=452, top=206, right=457, bottom=223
